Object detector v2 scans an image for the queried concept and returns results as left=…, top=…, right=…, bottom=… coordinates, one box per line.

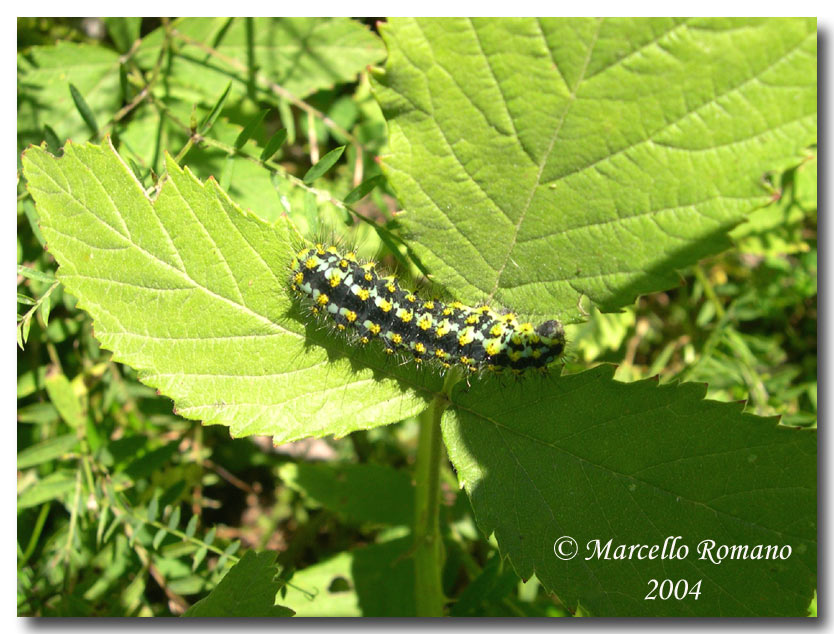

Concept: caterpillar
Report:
left=289, top=244, right=566, bottom=375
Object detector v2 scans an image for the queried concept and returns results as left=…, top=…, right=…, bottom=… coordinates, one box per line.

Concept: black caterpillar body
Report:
left=290, top=244, right=565, bottom=374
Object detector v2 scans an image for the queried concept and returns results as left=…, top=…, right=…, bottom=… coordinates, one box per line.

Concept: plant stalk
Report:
left=414, top=385, right=453, bottom=616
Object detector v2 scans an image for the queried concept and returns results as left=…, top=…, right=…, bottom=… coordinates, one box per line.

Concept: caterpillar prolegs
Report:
left=290, top=244, right=565, bottom=375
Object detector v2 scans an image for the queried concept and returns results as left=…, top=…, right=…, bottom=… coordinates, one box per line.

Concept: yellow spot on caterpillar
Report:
left=345, top=252, right=357, bottom=261
left=415, top=357, right=423, bottom=364
left=519, top=323, right=535, bottom=335
left=435, top=321, right=451, bottom=337
left=509, top=350, right=522, bottom=362
left=296, top=248, right=311, bottom=259
left=490, top=323, right=505, bottom=337
left=477, top=305, right=491, bottom=314
left=357, top=288, right=370, bottom=301
left=339, top=259, right=349, bottom=269
left=451, top=301, right=464, bottom=310
left=329, top=273, right=342, bottom=288
left=460, top=355, right=471, bottom=365
left=502, top=313, right=517, bottom=324
left=315, top=243, right=325, bottom=254
left=458, top=329, right=475, bottom=346
left=485, top=339, right=501, bottom=356
left=368, top=323, right=381, bottom=335
left=316, top=293, right=329, bottom=306
left=293, top=271, right=304, bottom=285
left=337, top=324, right=346, bottom=331
left=385, top=347, right=394, bottom=355
left=435, top=349, right=448, bottom=359
left=442, top=307, right=453, bottom=316
left=399, top=310, right=413, bottom=323
left=465, top=314, right=479, bottom=325
left=414, top=342, right=426, bottom=354
left=424, top=301, right=435, bottom=310
left=291, top=257, right=299, bottom=269
left=345, top=310, right=357, bottom=323
left=392, top=333, right=403, bottom=345
left=326, top=245, right=339, bottom=254
left=386, top=282, right=396, bottom=293
left=360, top=336, right=369, bottom=344
left=406, top=294, right=416, bottom=303
left=418, top=315, right=432, bottom=330
left=442, top=362, right=451, bottom=369
left=365, top=271, right=373, bottom=281
left=305, top=256, right=320, bottom=269
left=378, top=299, right=393, bottom=312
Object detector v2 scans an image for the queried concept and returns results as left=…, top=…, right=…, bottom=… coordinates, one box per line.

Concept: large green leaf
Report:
left=22, top=140, right=439, bottom=442
left=183, top=551, right=294, bottom=617
left=372, top=18, right=817, bottom=323
left=137, top=17, right=385, bottom=105
left=442, top=365, right=816, bottom=616
left=17, top=42, right=122, bottom=149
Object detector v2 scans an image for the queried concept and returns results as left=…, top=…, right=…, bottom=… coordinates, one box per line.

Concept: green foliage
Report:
left=444, top=365, right=815, bottom=616
left=184, top=551, right=293, bottom=617
left=372, top=17, right=816, bottom=323
left=18, top=17, right=816, bottom=617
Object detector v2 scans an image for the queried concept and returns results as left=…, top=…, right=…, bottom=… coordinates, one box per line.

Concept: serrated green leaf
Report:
left=137, top=18, right=384, bottom=105
left=23, top=140, right=440, bottom=442
left=303, top=145, right=345, bottom=184
left=279, top=462, right=413, bottom=526
left=18, top=42, right=121, bottom=149
left=372, top=18, right=817, bottom=323
left=442, top=364, right=816, bottom=616
left=184, top=550, right=294, bottom=617
left=17, top=434, right=80, bottom=469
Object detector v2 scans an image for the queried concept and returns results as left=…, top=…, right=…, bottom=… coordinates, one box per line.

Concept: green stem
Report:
left=414, top=373, right=458, bottom=616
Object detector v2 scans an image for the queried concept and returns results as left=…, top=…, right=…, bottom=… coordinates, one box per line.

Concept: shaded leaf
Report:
left=184, top=551, right=294, bottom=617
left=279, top=462, right=414, bottom=525
left=442, top=364, right=817, bottom=616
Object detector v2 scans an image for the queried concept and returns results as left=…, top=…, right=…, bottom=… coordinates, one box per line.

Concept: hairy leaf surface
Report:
left=23, top=140, right=439, bottom=442
left=373, top=17, right=817, bottom=323
left=443, top=365, right=817, bottom=616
